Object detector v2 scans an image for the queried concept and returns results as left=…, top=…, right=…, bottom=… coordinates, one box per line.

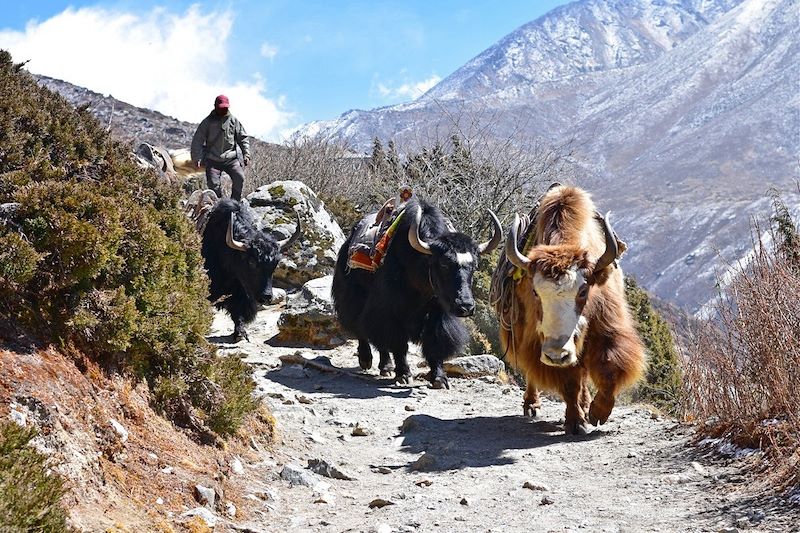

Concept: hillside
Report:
left=295, top=0, right=800, bottom=313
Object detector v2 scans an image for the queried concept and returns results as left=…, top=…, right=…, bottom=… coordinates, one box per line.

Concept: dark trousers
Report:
left=205, top=159, right=245, bottom=201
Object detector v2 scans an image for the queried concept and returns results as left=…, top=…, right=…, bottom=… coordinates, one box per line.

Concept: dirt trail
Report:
left=211, top=307, right=790, bottom=533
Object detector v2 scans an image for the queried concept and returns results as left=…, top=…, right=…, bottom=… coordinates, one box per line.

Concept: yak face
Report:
left=407, top=205, right=502, bottom=318
left=224, top=206, right=302, bottom=306
left=532, top=261, right=591, bottom=367
left=235, top=235, right=281, bottom=305
left=427, top=236, right=480, bottom=317
left=505, top=212, right=620, bottom=368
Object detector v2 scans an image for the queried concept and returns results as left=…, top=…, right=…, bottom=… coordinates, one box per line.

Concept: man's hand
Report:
left=244, top=156, right=251, bottom=167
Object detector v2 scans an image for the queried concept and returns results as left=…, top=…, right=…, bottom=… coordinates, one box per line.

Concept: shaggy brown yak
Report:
left=499, top=185, right=644, bottom=435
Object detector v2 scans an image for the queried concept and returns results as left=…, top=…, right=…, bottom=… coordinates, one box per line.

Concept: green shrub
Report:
left=0, top=421, right=69, bottom=532
left=0, top=49, right=256, bottom=436
left=625, top=277, right=682, bottom=414
left=199, top=355, right=260, bottom=436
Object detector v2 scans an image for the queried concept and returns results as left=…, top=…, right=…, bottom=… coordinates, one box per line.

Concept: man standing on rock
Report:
left=191, top=94, right=250, bottom=201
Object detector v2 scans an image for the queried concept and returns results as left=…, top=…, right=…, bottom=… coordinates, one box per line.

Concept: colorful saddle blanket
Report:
left=347, top=198, right=407, bottom=272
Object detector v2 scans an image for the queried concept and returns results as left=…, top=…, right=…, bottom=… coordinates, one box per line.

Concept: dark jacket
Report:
left=191, top=111, right=250, bottom=163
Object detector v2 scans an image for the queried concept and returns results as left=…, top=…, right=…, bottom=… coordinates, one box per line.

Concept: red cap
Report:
left=214, top=94, right=230, bottom=108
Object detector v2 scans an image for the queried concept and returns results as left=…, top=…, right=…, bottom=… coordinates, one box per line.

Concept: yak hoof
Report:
left=565, top=420, right=590, bottom=436
left=430, top=375, right=450, bottom=390
left=232, top=330, right=248, bottom=343
left=379, top=363, right=395, bottom=377
left=523, top=404, right=538, bottom=418
left=395, top=373, right=412, bottom=386
left=358, top=356, right=373, bottom=371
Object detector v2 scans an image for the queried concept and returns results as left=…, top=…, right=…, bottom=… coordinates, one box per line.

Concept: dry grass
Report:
left=683, top=202, right=800, bottom=492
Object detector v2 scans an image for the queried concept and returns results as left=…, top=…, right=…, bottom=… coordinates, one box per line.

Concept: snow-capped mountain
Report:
left=296, top=0, right=799, bottom=312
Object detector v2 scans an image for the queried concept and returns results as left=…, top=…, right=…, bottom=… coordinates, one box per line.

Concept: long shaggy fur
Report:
left=332, top=197, right=476, bottom=385
left=500, top=186, right=645, bottom=432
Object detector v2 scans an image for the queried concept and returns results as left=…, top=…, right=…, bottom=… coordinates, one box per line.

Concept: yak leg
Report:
left=589, top=387, right=616, bottom=427
left=232, top=317, right=249, bottom=342
left=356, top=339, right=373, bottom=371
left=392, top=343, right=412, bottom=385
left=580, top=377, right=592, bottom=416
left=560, top=373, right=590, bottom=435
left=587, top=354, right=628, bottom=426
left=523, top=381, right=541, bottom=417
left=378, top=349, right=395, bottom=376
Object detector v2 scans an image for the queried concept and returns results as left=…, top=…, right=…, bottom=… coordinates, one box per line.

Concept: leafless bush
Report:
left=684, top=195, right=800, bottom=491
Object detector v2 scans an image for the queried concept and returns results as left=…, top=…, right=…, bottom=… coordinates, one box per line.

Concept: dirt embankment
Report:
left=0, top=344, right=274, bottom=531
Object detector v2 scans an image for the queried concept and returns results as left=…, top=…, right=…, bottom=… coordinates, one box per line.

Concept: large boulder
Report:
left=275, top=276, right=344, bottom=348
left=246, top=181, right=345, bottom=287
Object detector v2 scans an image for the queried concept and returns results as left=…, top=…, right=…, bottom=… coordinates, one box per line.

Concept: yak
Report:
left=499, top=185, right=644, bottom=434
left=202, top=198, right=301, bottom=341
left=332, top=197, right=502, bottom=388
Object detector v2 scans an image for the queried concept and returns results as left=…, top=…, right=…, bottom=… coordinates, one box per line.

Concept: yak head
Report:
left=407, top=205, right=502, bottom=317
left=225, top=209, right=302, bottom=305
left=505, top=212, right=618, bottom=367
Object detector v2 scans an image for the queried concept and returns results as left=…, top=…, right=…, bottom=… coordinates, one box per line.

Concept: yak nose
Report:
left=453, top=302, right=475, bottom=317
left=543, top=348, right=572, bottom=365
left=541, top=337, right=577, bottom=366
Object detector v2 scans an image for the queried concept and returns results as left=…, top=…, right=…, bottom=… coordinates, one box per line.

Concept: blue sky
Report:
left=0, top=1, right=570, bottom=139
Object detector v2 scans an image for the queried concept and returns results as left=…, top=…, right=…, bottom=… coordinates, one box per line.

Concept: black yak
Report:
left=332, top=198, right=502, bottom=388
left=202, top=198, right=301, bottom=341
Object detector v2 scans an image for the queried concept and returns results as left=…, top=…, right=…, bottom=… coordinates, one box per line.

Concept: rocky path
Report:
left=210, top=307, right=790, bottom=533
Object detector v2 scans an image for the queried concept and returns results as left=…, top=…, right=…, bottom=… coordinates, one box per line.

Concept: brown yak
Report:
left=498, top=185, right=644, bottom=435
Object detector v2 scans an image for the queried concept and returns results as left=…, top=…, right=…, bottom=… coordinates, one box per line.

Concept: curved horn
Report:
left=277, top=210, right=302, bottom=252
left=226, top=213, right=248, bottom=252
left=505, top=213, right=532, bottom=269
left=477, top=209, right=503, bottom=255
left=594, top=211, right=619, bottom=272
left=408, top=206, right=433, bottom=255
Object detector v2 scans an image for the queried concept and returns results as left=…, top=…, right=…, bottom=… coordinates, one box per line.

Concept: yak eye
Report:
left=578, top=284, right=589, bottom=299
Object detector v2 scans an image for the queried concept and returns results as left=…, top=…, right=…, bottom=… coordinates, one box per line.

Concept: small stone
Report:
left=352, top=424, right=372, bottom=437
left=502, top=387, right=511, bottom=394
left=690, top=462, right=707, bottom=476
left=338, top=434, right=352, bottom=442
left=377, top=466, right=392, bottom=474
left=109, top=418, right=129, bottom=443
left=283, top=399, right=296, bottom=405
left=627, top=451, right=638, bottom=458
left=156, top=497, right=164, bottom=505
left=296, top=394, right=313, bottom=404
left=540, top=496, right=555, bottom=505
left=415, top=479, right=433, bottom=487
left=230, top=457, right=245, bottom=475
left=308, top=459, right=356, bottom=481
left=160, top=466, right=174, bottom=475
left=410, top=452, right=437, bottom=472
left=281, top=463, right=323, bottom=488
left=225, top=502, right=237, bottom=518
left=193, top=485, right=216, bottom=507
left=374, top=525, right=392, bottom=533
left=460, top=498, right=468, bottom=506
left=368, top=498, right=395, bottom=509
left=180, top=507, right=218, bottom=527
left=404, top=405, right=416, bottom=412
left=401, top=417, right=418, bottom=433
left=267, top=392, right=285, bottom=399
left=523, top=481, right=549, bottom=491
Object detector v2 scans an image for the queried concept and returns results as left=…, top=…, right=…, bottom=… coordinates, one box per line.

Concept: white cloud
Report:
left=0, top=6, right=292, bottom=140
left=376, top=74, right=441, bottom=101
left=260, top=41, right=278, bottom=60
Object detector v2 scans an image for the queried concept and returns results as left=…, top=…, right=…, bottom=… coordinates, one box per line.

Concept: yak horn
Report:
left=594, top=211, right=619, bottom=272
left=408, top=205, right=433, bottom=255
left=477, top=209, right=502, bottom=255
left=277, top=210, right=302, bottom=252
left=226, top=213, right=248, bottom=252
left=505, top=213, right=532, bottom=269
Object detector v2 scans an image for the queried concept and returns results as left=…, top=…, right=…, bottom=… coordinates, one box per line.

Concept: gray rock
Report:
left=443, top=355, right=504, bottom=378
left=281, top=463, right=323, bottom=488
left=247, top=180, right=345, bottom=287
left=523, top=481, right=549, bottom=491
left=352, top=423, right=372, bottom=437
left=280, top=364, right=309, bottom=379
left=230, top=457, right=245, bottom=475
left=194, top=484, right=216, bottom=507
left=275, top=276, right=345, bottom=348
left=540, top=496, right=555, bottom=505
left=180, top=507, right=218, bottom=527
left=368, top=498, right=395, bottom=509
left=410, top=452, right=437, bottom=472
left=308, top=459, right=356, bottom=480
left=108, top=418, right=129, bottom=443
left=225, top=502, right=237, bottom=518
